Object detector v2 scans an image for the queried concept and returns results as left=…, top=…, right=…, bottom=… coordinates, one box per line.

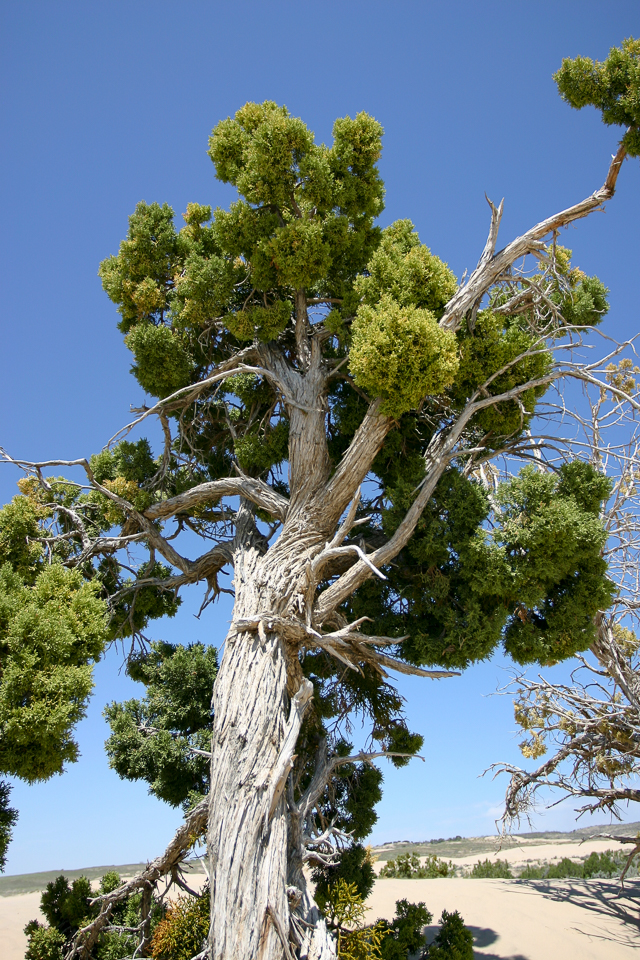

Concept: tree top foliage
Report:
left=555, top=37, right=640, bottom=156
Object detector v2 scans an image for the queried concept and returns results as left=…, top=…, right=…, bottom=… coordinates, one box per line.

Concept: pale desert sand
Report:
left=2, top=838, right=639, bottom=960
left=365, top=877, right=640, bottom=959
left=1, top=891, right=45, bottom=960
left=375, top=837, right=636, bottom=873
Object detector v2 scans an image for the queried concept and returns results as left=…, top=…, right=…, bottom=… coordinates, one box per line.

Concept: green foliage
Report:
left=0, top=780, right=17, bottom=872
left=519, top=849, right=633, bottom=880
left=90, top=440, right=157, bottom=486
left=355, top=220, right=457, bottom=317
left=555, top=38, right=640, bottom=156
left=209, top=101, right=384, bottom=291
left=379, top=853, right=453, bottom=879
left=449, top=310, right=552, bottom=439
left=347, top=220, right=459, bottom=417
left=325, top=880, right=390, bottom=960
left=467, top=858, right=513, bottom=879
left=40, top=874, right=93, bottom=938
left=379, top=899, right=432, bottom=960
left=314, top=844, right=378, bottom=910
left=105, top=641, right=216, bottom=809
left=234, top=420, right=289, bottom=475
left=0, top=492, right=47, bottom=583
left=225, top=300, right=292, bottom=342
left=423, top=910, right=474, bottom=960
left=497, top=462, right=614, bottom=664
left=98, top=100, right=387, bottom=427
left=23, top=922, right=66, bottom=960
left=560, top=273, right=609, bottom=327
left=0, top=563, right=107, bottom=781
left=350, top=296, right=458, bottom=416
left=347, top=461, right=613, bottom=670
left=25, top=871, right=165, bottom=960
left=125, top=323, right=194, bottom=399
left=150, top=888, right=209, bottom=960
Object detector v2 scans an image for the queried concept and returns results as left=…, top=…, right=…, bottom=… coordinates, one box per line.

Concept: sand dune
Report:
left=366, top=877, right=640, bottom=959
left=2, top=835, right=639, bottom=960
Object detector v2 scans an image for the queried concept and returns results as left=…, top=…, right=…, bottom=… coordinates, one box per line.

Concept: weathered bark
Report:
left=207, top=497, right=334, bottom=960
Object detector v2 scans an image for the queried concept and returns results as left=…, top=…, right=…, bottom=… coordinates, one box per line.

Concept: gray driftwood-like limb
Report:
left=67, top=796, right=209, bottom=959
left=144, top=475, right=289, bottom=523
left=440, top=141, right=627, bottom=332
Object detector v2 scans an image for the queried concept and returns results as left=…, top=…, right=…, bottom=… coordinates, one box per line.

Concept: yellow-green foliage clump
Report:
left=325, top=880, right=389, bottom=960
left=150, top=889, right=209, bottom=960
left=225, top=300, right=292, bottom=342
left=350, top=296, right=458, bottom=416
left=349, top=220, right=459, bottom=417
left=355, top=220, right=457, bottom=315
left=0, top=563, right=107, bottom=782
left=555, top=37, right=640, bottom=156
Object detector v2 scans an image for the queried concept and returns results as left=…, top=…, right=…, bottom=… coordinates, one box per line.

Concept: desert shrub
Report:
left=378, top=899, right=432, bottom=959
left=150, top=887, right=209, bottom=960
left=23, top=922, right=66, bottom=960
left=546, top=856, right=585, bottom=879
left=380, top=852, right=452, bottom=879
left=423, top=910, right=474, bottom=959
left=519, top=863, right=546, bottom=880
left=24, top=871, right=165, bottom=960
left=468, top=858, right=513, bottom=879
left=518, top=849, right=636, bottom=880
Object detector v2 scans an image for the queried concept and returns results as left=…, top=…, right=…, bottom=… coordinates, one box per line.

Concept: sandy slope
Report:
left=1, top=891, right=45, bottom=960
left=366, top=877, right=640, bottom=959
left=2, top=837, right=639, bottom=960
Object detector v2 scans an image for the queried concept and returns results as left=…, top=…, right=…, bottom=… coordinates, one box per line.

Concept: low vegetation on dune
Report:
left=376, top=847, right=640, bottom=881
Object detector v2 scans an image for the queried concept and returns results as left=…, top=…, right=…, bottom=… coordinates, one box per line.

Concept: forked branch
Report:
left=441, top=141, right=628, bottom=332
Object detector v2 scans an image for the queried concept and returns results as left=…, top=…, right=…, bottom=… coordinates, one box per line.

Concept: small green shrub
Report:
left=23, top=923, right=65, bottom=960
left=423, top=910, right=474, bottom=959
left=468, top=858, right=513, bottom=879
left=380, top=852, right=452, bottom=879
left=379, top=899, right=432, bottom=959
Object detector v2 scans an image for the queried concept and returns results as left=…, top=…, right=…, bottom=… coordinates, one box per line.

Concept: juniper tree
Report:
left=0, top=39, right=638, bottom=960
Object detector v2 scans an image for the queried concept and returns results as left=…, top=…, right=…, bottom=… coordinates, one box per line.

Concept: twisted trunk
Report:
left=207, top=491, right=337, bottom=958
left=206, top=338, right=388, bottom=958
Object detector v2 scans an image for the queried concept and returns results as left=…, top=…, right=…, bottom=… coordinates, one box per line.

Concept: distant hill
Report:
left=371, top=821, right=640, bottom=861
left=0, top=858, right=204, bottom=897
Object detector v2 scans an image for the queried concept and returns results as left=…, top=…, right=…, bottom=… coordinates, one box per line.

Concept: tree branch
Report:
left=144, top=476, right=289, bottom=523
left=67, top=796, right=209, bottom=959
left=440, top=141, right=628, bottom=332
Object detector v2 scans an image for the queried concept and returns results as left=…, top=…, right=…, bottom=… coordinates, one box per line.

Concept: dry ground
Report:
left=2, top=835, right=639, bottom=959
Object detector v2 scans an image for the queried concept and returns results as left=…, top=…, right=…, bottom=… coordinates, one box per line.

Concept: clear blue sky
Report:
left=1, top=1, right=639, bottom=875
